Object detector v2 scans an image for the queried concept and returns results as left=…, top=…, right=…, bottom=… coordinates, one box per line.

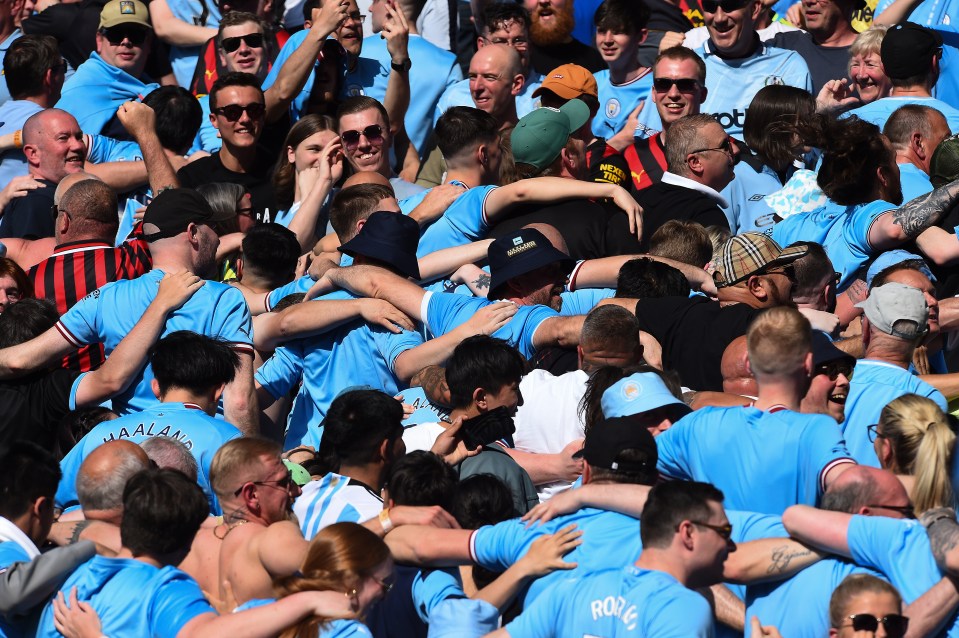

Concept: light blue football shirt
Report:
left=592, top=69, right=654, bottom=140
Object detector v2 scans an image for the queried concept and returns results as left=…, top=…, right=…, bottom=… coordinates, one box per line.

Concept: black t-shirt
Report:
left=633, top=296, right=762, bottom=391
left=530, top=39, right=605, bottom=75
left=489, top=197, right=642, bottom=261
left=587, top=139, right=632, bottom=191
left=0, top=179, right=57, bottom=239
left=633, top=181, right=730, bottom=252
left=0, top=369, right=81, bottom=450
left=769, top=31, right=851, bottom=96
left=177, top=153, right=279, bottom=224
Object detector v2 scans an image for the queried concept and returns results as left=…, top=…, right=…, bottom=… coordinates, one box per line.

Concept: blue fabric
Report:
left=656, top=406, right=852, bottom=515
left=559, top=288, right=614, bottom=316
left=262, top=30, right=346, bottom=121
left=399, top=385, right=451, bottom=426
left=56, top=269, right=253, bottom=415
left=233, top=598, right=373, bottom=636
left=360, top=34, right=462, bottom=153
left=0, top=99, right=42, bottom=190
left=411, top=567, right=464, bottom=622
left=720, top=160, right=782, bottom=234
left=505, top=565, right=713, bottom=638
left=898, top=162, right=934, bottom=201
left=35, top=556, right=214, bottom=638
left=845, top=95, right=959, bottom=134
left=425, top=292, right=559, bottom=359
left=843, top=359, right=947, bottom=467
left=86, top=135, right=142, bottom=163
left=164, top=0, right=221, bottom=87
left=471, top=507, right=643, bottom=608
left=433, top=72, right=544, bottom=125
left=56, top=53, right=159, bottom=134
left=293, top=472, right=383, bottom=539
left=56, top=402, right=242, bottom=514
left=254, top=289, right=423, bottom=449
left=591, top=69, right=654, bottom=139
left=416, top=185, right=495, bottom=257
left=771, top=199, right=895, bottom=291
left=192, top=94, right=221, bottom=153
left=697, top=41, right=812, bottom=139
left=266, top=274, right=316, bottom=311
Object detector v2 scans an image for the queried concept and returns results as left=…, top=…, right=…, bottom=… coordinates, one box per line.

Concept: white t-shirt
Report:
left=402, top=421, right=447, bottom=453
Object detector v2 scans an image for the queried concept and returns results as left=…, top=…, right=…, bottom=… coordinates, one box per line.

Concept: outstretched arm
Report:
left=383, top=525, right=473, bottom=566
left=869, top=179, right=959, bottom=250
left=723, top=538, right=825, bottom=584
left=902, top=576, right=959, bottom=638
left=117, top=101, right=179, bottom=194
left=313, top=265, right=428, bottom=321
left=531, top=315, right=586, bottom=350
left=781, top=505, right=853, bottom=556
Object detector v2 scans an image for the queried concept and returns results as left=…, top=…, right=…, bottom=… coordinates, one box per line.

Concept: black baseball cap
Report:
left=487, top=228, right=574, bottom=300
left=141, top=189, right=235, bottom=242
left=573, top=416, right=658, bottom=483
left=880, top=22, right=942, bottom=80
left=339, top=211, right=421, bottom=280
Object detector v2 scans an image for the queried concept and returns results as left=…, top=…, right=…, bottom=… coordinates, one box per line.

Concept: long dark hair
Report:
left=272, top=114, right=337, bottom=210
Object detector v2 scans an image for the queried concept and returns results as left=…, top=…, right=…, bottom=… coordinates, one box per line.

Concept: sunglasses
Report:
left=689, top=520, right=734, bottom=540
left=814, top=360, right=854, bottom=381
left=690, top=136, right=735, bottom=157
left=340, top=124, right=384, bottom=148
left=843, top=614, right=909, bottom=638
left=233, top=473, right=293, bottom=496
left=99, top=26, right=149, bottom=46
left=701, top=0, right=751, bottom=12
left=213, top=102, right=266, bottom=121
left=866, top=503, right=916, bottom=518
left=653, top=77, right=701, bottom=93
left=221, top=32, right=265, bottom=53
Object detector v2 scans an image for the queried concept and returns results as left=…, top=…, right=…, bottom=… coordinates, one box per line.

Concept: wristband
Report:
left=390, top=58, right=411, bottom=73
left=378, top=508, right=393, bottom=534
left=13, top=130, right=22, bottom=149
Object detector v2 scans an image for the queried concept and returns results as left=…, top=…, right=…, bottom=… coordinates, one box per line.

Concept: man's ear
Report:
left=151, top=378, right=162, bottom=399
left=472, top=386, right=487, bottom=410
left=511, top=73, right=525, bottom=97
left=746, top=275, right=769, bottom=301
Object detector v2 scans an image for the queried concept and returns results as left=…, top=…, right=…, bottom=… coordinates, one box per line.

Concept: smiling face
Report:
left=525, top=0, right=574, bottom=45
left=95, top=23, right=151, bottom=77
left=468, top=47, right=520, bottom=120
left=652, top=57, right=707, bottom=127
left=26, top=111, right=86, bottom=183
left=849, top=51, right=892, bottom=104
left=218, top=21, right=266, bottom=76
left=704, top=0, right=759, bottom=57
left=334, top=0, right=364, bottom=58
left=339, top=107, right=390, bottom=175
left=210, top=85, right=265, bottom=151
left=288, top=129, right=339, bottom=173
left=596, top=26, right=645, bottom=71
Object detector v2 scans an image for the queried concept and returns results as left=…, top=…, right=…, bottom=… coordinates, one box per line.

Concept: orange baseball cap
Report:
left=532, top=64, right=598, bottom=100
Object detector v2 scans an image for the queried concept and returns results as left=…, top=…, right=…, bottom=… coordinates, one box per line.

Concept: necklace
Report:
left=213, top=519, right=249, bottom=540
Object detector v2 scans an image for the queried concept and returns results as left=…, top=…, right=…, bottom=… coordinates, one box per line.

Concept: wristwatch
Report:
left=391, top=58, right=411, bottom=73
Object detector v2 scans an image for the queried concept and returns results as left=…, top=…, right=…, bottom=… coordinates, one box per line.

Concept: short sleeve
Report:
left=255, top=346, right=304, bottom=399
left=212, top=287, right=254, bottom=355
left=425, top=292, right=479, bottom=337
left=558, top=289, right=614, bottom=316
left=376, top=328, right=424, bottom=372
left=469, top=522, right=526, bottom=572
left=503, top=582, right=573, bottom=638
left=411, top=568, right=465, bottom=622
left=801, top=418, right=854, bottom=496
left=846, top=515, right=908, bottom=574
left=654, top=420, right=695, bottom=481
left=646, top=589, right=713, bottom=638
left=149, top=572, right=215, bottom=638
left=511, top=305, right=560, bottom=359
left=56, top=288, right=104, bottom=348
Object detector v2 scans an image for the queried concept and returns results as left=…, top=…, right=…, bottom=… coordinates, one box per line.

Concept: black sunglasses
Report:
left=689, top=520, right=734, bottom=540
left=340, top=124, right=384, bottom=148
left=213, top=102, right=266, bottom=121
left=690, top=136, right=735, bottom=156
left=814, top=360, right=854, bottom=381
left=866, top=503, right=916, bottom=518
left=221, top=33, right=265, bottom=53
left=701, top=0, right=751, bottom=12
left=233, top=473, right=293, bottom=496
left=653, top=77, right=701, bottom=93
left=99, top=26, right=149, bottom=46
left=843, top=614, right=909, bottom=638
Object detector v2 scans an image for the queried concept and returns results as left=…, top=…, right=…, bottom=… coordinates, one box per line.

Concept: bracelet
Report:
left=13, top=130, right=22, bottom=149
left=378, top=508, right=393, bottom=534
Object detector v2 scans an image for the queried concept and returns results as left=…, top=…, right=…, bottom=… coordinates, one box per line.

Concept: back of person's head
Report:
left=829, top=574, right=903, bottom=632
left=142, top=86, right=203, bottom=155
left=330, top=183, right=396, bottom=241
left=435, top=107, right=500, bottom=167
left=593, top=0, right=649, bottom=34
left=59, top=179, right=118, bottom=237
left=209, top=71, right=263, bottom=111
left=884, top=104, right=946, bottom=152
left=664, top=114, right=722, bottom=176
left=790, top=241, right=835, bottom=304
left=140, top=437, right=200, bottom=482
left=878, top=393, right=955, bottom=513
left=273, top=113, right=337, bottom=209
left=579, top=304, right=640, bottom=361
left=743, top=85, right=815, bottom=173
left=151, top=331, right=238, bottom=396
left=579, top=364, right=683, bottom=432
left=480, top=2, right=531, bottom=34
left=56, top=406, right=118, bottom=460
left=240, top=223, right=301, bottom=286
left=0, top=441, right=61, bottom=521
left=446, top=336, right=526, bottom=410
left=196, top=181, right=245, bottom=222
left=77, top=441, right=152, bottom=513
left=274, top=522, right=390, bottom=634
left=800, top=114, right=893, bottom=206
left=654, top=46, right=707, bottom=83
left=648, top=220, right=713, bottom=268
left=120, top=468, right=208, bottom=559
left=746, top=306, right=811, bottom=378
left=640, top=481, right=724, bottom=549
left=4, top=34, right=60, bottom=100
left=819, top=466, right=907, bottom=514
left=0, top=297, right=52, bottom=347
left=706, top=225, right=731, bottom=266
left=385, top=451, right=457, bottom=511
left=615, top=257, right=690, bottom=298
left=452, top=474, right=516, bottom=529
left=336, top=95, right=391, bottom=131
left=318, top=390, right=404, bottom=472
left=210, top=437, right=282, bottom=500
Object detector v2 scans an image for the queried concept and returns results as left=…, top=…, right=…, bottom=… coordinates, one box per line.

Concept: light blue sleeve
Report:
left=56, top=433, right=90, bottom=509
left=212, top=287, right=254, bottom=352
left=412, top=568, right=465, bottom=622
left=150, top=572, right=216, bottom=638
left=416, top=186, right=496, bottom=257
left=426, top=598, right=499, bottom=638
left=56, top=289, right=103, bottom=348
left=846, top=515, right=905, bottom=574
left=845, top=200, right=894, bottom=255
left=654, top=419, right=695, bottom=480
left=86, top=135, right=142, bottom=163
left=470, top=523, right=526, bottom=572
left=255, top=345, right=304, bottom=400
left=506, top=304, right=561, bottom=359
left=802, top=418, right=854, bottom=498
left=267, top=275, right=316, bottom=311
left=558, top=289, right=614, bottom=316
left=376, top=327, right=425, bottom=374
left=194, top=95, right=222, bottom=153
left=425, top=292, right=480, bottom=337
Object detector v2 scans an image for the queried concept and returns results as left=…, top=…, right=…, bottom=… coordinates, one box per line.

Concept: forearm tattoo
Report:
left=767, top=544, right=813, bottom=575
left=414, top=365, right=451, bottom=407
left=69, top=520, right=92, bottom=545
left=893, top=181, right=959, bottom=238
left=472, top=273, right=490, bottom=292
left=927, top=516, right=959, bottom=568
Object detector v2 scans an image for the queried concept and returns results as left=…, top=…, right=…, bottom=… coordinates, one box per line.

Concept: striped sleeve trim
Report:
left=468, top=529, right=480, bottom=563
left=820, top=457, right=857, bottom=493
left=55, top=322, right=85, bottom=349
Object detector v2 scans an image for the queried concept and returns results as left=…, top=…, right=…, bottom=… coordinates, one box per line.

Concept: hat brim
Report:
left=716, top=243, right=808, bottom=288
left=488, top=246, right=575, bottom=300
left=340, top=238, right=421, bottom=280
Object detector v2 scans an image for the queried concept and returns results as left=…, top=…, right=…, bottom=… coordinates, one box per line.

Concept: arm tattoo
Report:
left=844, top=279, right=868, bottom=305
left=928, top=517, right=959, bottom=569
left=413, top=365, right=451, bottom=407
left=68, top=520, right=92, bottom=545
left=472, top=273, right=490, bottom=292
left=892, top=181, right=959, bottom=238
left=767, top=544, right=813, bottom=575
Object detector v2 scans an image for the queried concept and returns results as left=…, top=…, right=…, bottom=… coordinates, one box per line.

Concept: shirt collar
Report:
left=661, top=171, right=729, bottom=207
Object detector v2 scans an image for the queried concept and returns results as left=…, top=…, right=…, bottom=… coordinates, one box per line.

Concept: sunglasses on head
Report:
left=843, top=614, right=909, bottom=638
left=814, top=360, right=854, bottom=381
left=213, top=102, right=266, bottom=121
left=99, top=26, right=149, bottom=46
left=220, top=32, right=265, bottom=53
left=340, top=124, right=384, bottom=148
left=653, top=77, right=701, bottom=93
left=701, top=0, right=751, bottom=12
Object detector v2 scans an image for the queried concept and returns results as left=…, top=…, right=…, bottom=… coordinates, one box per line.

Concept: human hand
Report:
left=358, top=298, right=415, bottom=332
left=304, top=589, right=357, bottom=618
left=311, top=0, right=350, bottom=36
left=816, top=79, right=860, bottom=113
left=132, top=205, right=147, bottom=223
left=913, top=344, right=931, bottom=375
left=515, top=524, right=582, bottom=577
left=785, top=2, right=803, bottom=26
left=460, top=300, right=518, bottom=336
left=388, top=505, right=461, bottom=529
left=304, top=271, right=336, bottom=300
left=410, top=183, right=465, bottom=224
left=382, top=0, right=410, bottom=64
left=554, top=438, right=585, bottom=482
left=53, top=589, right=102, bottom=638
left=749, top=616, right=784, bottom=638
left=318, top=135, right=345, bottom=185
left=658, top=30, right=685, bottom=51
left=797, top=308, right=840, bottom=337
left=0, top=175, right=45, bottom=210
left=154, top=271, right=205, bottom=312
left=117, top=101, right=156, bottom=140
left=609, top=185, right=643, bottom=240
left=394, top=394, right=416, bottom=419
left=295, top=253, right=312, bottom=279
left=522, top=488, right=584, bottom=526
left=430, top=415, right=482, bottom=465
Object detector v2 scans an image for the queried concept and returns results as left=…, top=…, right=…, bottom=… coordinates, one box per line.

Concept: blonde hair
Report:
left=829, top=574, right=902, bottom=630
left=878, top=394, right=955, bottom=514
left=849, top=25, right=889, bottom=61
left=274, top=522, right=391, bottom=638
left=746, top=306, right=811, bottom=377
left=209, top=438, right=282, bottom=500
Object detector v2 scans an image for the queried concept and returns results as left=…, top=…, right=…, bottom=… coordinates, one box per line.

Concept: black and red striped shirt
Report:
left=623, top=132, right=668, bottom=192
left=28, top=236, right=152, bottom=371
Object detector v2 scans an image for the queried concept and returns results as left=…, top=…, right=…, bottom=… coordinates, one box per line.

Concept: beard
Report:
left=529, top=2, right=575, bottom=46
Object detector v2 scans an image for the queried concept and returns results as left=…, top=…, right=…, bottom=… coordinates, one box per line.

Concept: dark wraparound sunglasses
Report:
left=221, top=33, right=265, bottom=53
left=213, top=102, right=266, bottom=121
left=842, top=613, right=908, bottom=638
left=653, top=77, right=701, bottom=93
left=99, top=26, right=149, bottom=46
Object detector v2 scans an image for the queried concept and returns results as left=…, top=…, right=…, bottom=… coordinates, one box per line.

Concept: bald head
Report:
left=22, top=108, right=85, bottom=183
left=342, top=171, right=393, bottom=190
left=469, top=44, right=523, bottom=122
left=77, top=441, right=151, bottom=523
left=721, top=335, right=757, bottom=396
left=524, top=223, right=568, bottom=254
left=822, top=466, right=911, bottom=517
left=475, top=43, right=522, bottom=78
left=54, top=172, right=100, bottom=206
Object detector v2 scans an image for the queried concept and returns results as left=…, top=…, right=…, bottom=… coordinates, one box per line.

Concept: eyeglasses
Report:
left=51, top=204, right=73, bottom=221
left=340, top=124, right=384, bottom=149
left=867, top=423, right=884, bottom=443
left=842, top=614, right=909, bottom=638
left=99, top=26, right=149, bottom=46
left=653, top=77, right=701, bottom=93
left=688, top=520, right=734, bottom=540
left=814, top=360, right=854, bottom=381
left=220, top=33, right=265, bottom=53
left=866, top=503, right=916, bottom=519
left=691, top=136, right=735, bottom=157
left=213, top=102, right=266, bottom=121
left=701, top=0, right=751, bottom=12
left=233, top=473, right=293, bottom=496
left=763, top=264, right=796, bottom=283
left=346, top=11, right=366, bottom=22
left=372, top=574, right=394, bottom=594
left=486, top=36, right=529, bottom=49
left=236, top=207, right=255, bottom=218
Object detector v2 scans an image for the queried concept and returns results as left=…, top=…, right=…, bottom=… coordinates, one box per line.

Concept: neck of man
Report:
left=634, top=548, right=691, bottom=586
left=159, top=388, right=218, bottom=415
left=446, top=165, right=487, bottom=188
left=449, top=405, right=482, bottom=422
left=891, top=83, right=933, bottom=98
left=235, top=271, right=276, bottom=294
left=495, top=107, right=519, bottom=131
left=752, top=376, right=805, bottom=411
left=811, top=22, right=857, bottom=47
left=219, top=144, right=257, bottom=173
left=150, top=251, right=197, bottom=276
left=865, top=340, right=914, bottom=369
left=713, top=32, right=759, bottom=60
left=896, top=149, right=926, bottom=174
left=23, top=92, right=56, bottom=108
left=339, top=463, right=385, bottom=492
left=609, top=59, right=647, bottom=85
left=116, top=547, right=163, bottom=567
